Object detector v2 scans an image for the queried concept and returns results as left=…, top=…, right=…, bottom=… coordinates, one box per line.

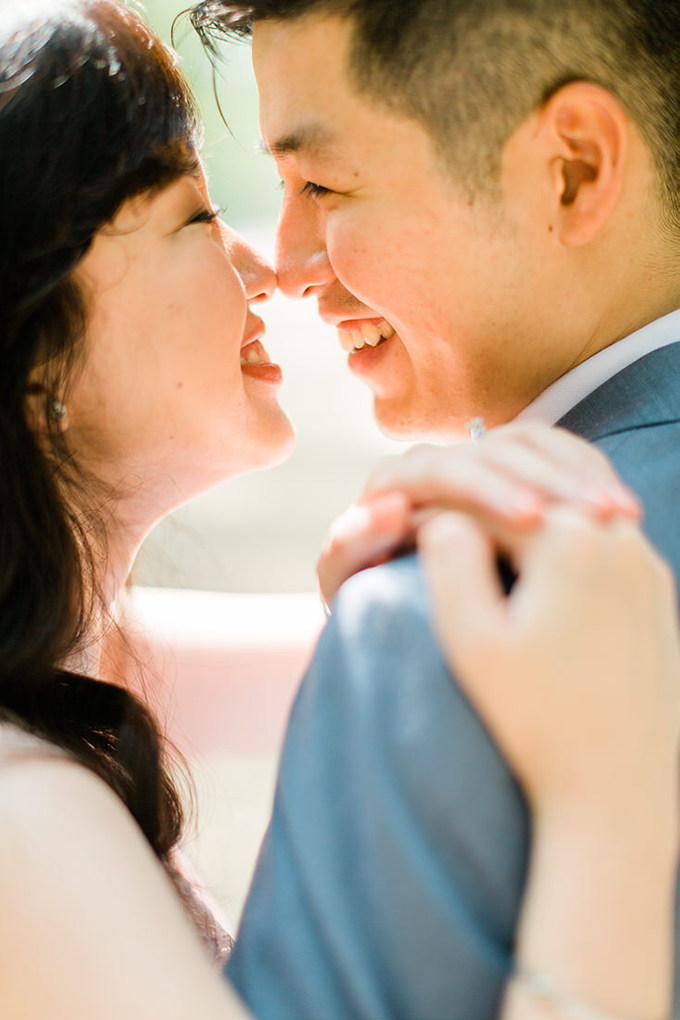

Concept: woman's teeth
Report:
left=338, top=321, right=396, bottom=353
left=240, top=344, right=266, bottom=366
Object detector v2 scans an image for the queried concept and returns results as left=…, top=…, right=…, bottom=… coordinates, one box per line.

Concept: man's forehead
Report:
left=260, top=121, right=339, bottom=160
left=253, top=14, right=359, bottom=156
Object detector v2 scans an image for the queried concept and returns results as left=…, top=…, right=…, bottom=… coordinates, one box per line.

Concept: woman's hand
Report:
left=318, top=423, right=640, bottom=609
left=418, top=505, right=680, bottom=816
left=419, top=507, right=680, bottom=1020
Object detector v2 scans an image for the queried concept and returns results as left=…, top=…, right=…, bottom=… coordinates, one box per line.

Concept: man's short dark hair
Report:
left=191, top=0, right=680, bottom=235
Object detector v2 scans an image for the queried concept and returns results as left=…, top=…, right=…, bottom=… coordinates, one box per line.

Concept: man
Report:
left=192, top=2, right=680, bottom=1017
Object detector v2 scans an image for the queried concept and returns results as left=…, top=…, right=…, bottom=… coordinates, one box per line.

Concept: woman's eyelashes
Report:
left=186, top=205, right=225, bottom=226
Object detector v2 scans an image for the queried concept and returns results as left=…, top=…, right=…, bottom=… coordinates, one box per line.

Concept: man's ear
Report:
left=541, top=82, right=628, bottom=247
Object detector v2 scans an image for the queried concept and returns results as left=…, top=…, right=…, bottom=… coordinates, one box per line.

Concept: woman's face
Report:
left=68, top=169, right=293, bottom=511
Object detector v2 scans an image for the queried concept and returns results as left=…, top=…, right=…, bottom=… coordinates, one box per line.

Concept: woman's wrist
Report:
left=511, top=811, right=678, bottom=1020
left=530, top=762, right=679, bottom=861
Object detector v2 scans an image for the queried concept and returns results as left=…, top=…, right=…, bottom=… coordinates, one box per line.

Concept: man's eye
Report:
left=299, top=181, right=331, bottom=199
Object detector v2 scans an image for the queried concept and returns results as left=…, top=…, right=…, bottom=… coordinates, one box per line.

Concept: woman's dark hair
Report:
left=0, top=0, right=200, bottom=870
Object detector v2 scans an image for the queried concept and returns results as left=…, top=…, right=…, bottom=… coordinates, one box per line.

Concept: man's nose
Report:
left=275, top=195, right=334, bottom=300
left=224, top=227, right=277, bottom=303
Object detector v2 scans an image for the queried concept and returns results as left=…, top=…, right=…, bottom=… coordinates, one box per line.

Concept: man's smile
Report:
left=336, top=318, right=396, bottom=353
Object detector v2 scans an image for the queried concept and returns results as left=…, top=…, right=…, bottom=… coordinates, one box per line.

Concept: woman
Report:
left=0, top=2, right=675, bottom=1018
left=0, top=2, right=285, bottom=1014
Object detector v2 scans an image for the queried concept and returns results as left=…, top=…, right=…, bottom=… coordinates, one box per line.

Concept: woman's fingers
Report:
left=317, top=492, right=412, bottom=608
left=368, top=447, right=546, bottom=526
left=501, top=423, right=640, bottom=514
left=320, top=445, right=547, bottom=610
left=364, top=426, right=640, bottom=526
left=477, top=435, right=633, bottom=518
left=417, top=512, right=508, bottom=674
left=327, top=423, right=642, bottom=612
left=419, top=503, right=680, bottom=812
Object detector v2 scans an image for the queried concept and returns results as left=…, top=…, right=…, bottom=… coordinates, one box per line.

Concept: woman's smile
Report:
left=239, top=338, right=283, bottom=384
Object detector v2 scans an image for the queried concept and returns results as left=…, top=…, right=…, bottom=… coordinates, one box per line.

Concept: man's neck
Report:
left=572, top=293, right=680, bottom=372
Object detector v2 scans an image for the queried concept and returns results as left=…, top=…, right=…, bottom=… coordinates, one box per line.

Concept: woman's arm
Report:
left=0, top=752, right=250, bottom=1020
left=418, top=508, right=679, bottom=1020
left=503, top=805, right=676, bottom=1020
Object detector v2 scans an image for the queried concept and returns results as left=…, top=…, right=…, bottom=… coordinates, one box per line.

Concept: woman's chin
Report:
left=254, top=414, right=297, bottom=470
left=230, top=411, right=296, bottom=478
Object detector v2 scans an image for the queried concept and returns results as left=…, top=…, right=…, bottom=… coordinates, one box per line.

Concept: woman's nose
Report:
left=223, top=227, right=277, bottom=303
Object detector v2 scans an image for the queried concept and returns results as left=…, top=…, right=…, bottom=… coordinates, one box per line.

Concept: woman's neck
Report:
left=58, top=515, right=145, bottom=682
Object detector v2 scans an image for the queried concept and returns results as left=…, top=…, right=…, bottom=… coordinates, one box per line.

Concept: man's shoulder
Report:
left=593, top=420, right=680, bottom=580
left=310, top=552, right=442, bottom=687
left=560, top=340, right=680, bottom=441
left=287, top=551, right=528, bottom=915
left=596, top=416, right=680, bottom=463
left=556, top=340, right=680, bottom=575
left=306, top=554, right=472, bottom=747
left=332, top=552, right=429, bottom=623
left=326, top=553, right=441, bottom=672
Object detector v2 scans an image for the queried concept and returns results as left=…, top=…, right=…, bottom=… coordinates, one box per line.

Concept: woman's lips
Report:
left=240, top=339, right=283, bottom=384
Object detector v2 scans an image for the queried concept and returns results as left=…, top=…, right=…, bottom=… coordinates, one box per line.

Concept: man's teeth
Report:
left=339, top=321, right=396, bottom=352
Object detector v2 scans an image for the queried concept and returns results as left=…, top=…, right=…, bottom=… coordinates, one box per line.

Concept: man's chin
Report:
left=372, top=397, right=468, bottom=443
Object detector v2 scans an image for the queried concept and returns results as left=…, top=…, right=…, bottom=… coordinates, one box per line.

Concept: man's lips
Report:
left=334, top=317, right=388, bottom=331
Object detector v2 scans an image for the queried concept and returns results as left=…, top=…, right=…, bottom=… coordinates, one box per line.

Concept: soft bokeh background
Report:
left=134, top=0, right=404, bottom=594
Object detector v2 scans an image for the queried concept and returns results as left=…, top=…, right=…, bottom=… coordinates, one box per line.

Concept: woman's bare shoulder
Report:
left=0, top=716, right=67, bottom=760
left=0, top=718, right=133, bottom=889
left=0, top=719, right=98, bottom=833
left=0, top=720, right=248, bottom=1020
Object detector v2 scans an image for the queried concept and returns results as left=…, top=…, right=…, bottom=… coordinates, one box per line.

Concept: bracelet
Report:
left=511, top=966, right=667, bottom=1020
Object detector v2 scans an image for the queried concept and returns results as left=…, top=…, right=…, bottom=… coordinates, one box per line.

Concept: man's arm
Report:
left=227, top=554, right=529, bottom=1020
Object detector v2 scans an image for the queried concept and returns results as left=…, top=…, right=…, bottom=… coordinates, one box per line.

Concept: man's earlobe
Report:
left=546, top=83, right=628, bottom=247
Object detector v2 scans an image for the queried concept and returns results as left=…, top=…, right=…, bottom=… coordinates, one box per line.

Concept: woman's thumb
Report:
left=418, top=511, right=506, bottom=671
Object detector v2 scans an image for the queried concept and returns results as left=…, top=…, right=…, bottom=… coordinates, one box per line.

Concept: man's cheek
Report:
left=329, top=232, right=390, bottom=297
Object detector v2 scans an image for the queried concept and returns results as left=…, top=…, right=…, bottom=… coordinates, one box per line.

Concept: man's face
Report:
left=254, top=14, right=568, bottom=439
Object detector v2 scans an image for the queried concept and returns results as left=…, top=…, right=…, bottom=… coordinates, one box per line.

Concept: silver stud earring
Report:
left=50, top=401, right=67, bottom=421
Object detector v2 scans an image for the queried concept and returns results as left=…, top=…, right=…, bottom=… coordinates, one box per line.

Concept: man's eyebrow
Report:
left=258, top=123, right=336, bottom=158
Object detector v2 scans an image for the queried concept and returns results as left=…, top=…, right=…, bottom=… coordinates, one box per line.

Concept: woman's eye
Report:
left=187, top=206, right=224, bottom=226
left=299, top=181, right=331, bottom=200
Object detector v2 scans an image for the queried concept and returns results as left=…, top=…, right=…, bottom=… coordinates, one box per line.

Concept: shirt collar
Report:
left=514, top=309, right=680, bottom=426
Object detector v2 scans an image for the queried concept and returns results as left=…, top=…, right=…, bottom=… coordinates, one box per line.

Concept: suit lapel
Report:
left=557, top=340, right=680, bottom=441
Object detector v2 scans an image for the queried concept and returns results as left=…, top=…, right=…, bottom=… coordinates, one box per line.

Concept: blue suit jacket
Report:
left=227, top=341, right=680, bottom=1019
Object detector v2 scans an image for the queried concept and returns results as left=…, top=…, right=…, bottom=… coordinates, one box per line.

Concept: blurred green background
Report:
left=142, top=0, right=280, bottom=231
